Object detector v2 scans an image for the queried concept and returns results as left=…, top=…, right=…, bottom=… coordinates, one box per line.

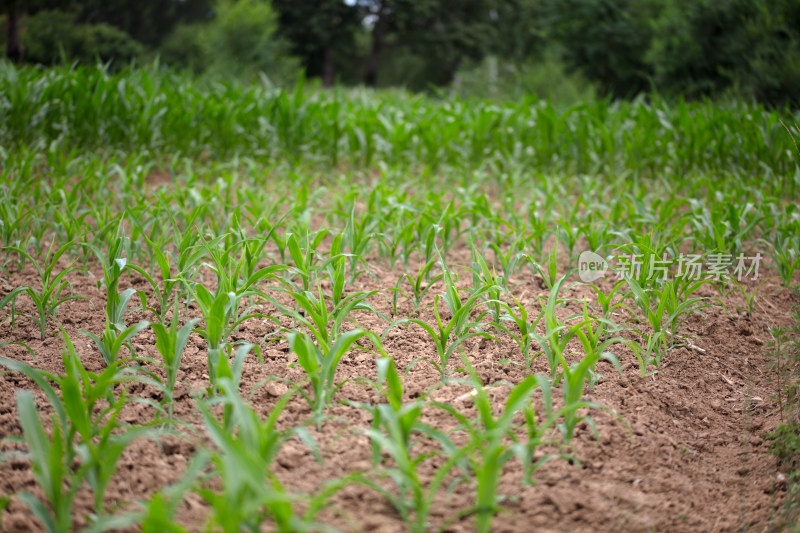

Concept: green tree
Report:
left=273, top=0, right=362, bottom=86
left=542, top=0, right=658, bottom=98
left=21, top=9, right=144, bottom=67
left=357, top=0, right=495, bottom=88
left=4, top=0, right=22, bottom=63
left=648, top=0, right=800, bottom=106
left=73, top=0, right=213, bottom=48
left=160, top=0, right=299, bottom=83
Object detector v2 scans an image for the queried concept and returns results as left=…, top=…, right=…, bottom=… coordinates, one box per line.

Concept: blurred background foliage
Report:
left=2, top=0, right=800, bottom=106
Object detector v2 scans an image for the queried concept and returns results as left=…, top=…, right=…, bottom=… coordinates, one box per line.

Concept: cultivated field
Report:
left=0, top=65, right=799, bottom=532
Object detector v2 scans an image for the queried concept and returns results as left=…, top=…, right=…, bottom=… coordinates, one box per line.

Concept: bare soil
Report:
left=0, top=248, right=796, bottom=532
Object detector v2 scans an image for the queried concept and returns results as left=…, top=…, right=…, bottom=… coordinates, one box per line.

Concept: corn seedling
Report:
left=354, top=360, right=465, bottom=533
left=342, top=205, right=377, bottom=283
left=276, top=280, right=385, bottom=351
left=198, top=378, right=333, bottom=533
left=127, top=233, right=203, bottom=322
left=2, top=332, right=152, bottom=524
left=687, top=198, right=761, bottom=256
left=285, top=230, right=328, bottom=292
left=725, top=277, right=772, bottom=317
left=90, top=233, right=137, bottom=329
left=623, top=276, right=716, bottom=366
left=15, top=390, right=78, bottom=533
left=529, top=274, right=580, bottom=377
left=383, top=279, right=499, bottom=381
left=191, top=287, right=265, bottom=393
left=489, top=295, right=543, bottom=369
left=0, top=241, right=85, bottom=339
left=150, top=309, right=202, bottom=419
left=433, top=356, right=566, bottom=533
left=289, top=329, right=388, bottom=422
left=569, top=302, right=625, bottom=387
left=390, top=258, right=444, bottom=316
left=468, top=239, right=508, bottom=324
left=377, top=218, right=419, bottom=270
left=763, top=226, right=800, bottom=288
left=584, top=279, right=631, bottom=338
left=527, top=244, right=559, bottom=291
left=486, top=235, right=532, bottom=290
left=80, top=319, right=150, bottom=366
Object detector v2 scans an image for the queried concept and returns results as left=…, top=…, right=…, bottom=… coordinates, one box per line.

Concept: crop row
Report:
left=1, top=64, right=800, bottom=176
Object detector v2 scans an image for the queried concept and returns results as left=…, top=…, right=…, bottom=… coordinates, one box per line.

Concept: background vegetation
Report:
left=3, top=0, right=800, bottom=106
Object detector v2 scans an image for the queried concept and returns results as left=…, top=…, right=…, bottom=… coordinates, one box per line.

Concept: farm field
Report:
left=1, top=65, right=799, bottom=532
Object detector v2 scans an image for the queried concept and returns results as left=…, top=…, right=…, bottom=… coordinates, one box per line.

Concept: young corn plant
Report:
left=624, top=276, right=716, bottom=366
left=191, top=287, right=265, bottom=394
left=199, top=231, right=286, bottom=306
left=489, top=295, right=542, bottom=369
left=198, top=378, right=310, bottom=533
left=468, top=240, right=508, bottom=325
left=383, top=264, right=499, bottom=381
left=352, top=357, right=461, bottom=466
left=0, top=240, right=85, bottom=340
left=550, top=321, right=620, bottom=440
left=526, top=211, right=551, bottom=261
left=2, top=332, right=151, bottom=525
left=150, top=308, right=201, bottom=420
left=555, top=220, right=580, bottom=264
left=529, top=274, right=580, bottom=377
left=485, top=236, right=532, bottom=290
left=275, top=279, right=385, bottom=352
left=14, top=390, right=78, bottom=533
left=687, top=197, right=761, bottom=256
left=352, top=359, right=465, bottom=533
left=359, top=408, right=467, bottom=533
left=527, top=244, right=559, bottom=291
left=127, top=232, right=206, bottom=322
left=90, top=233, right=137, bottom=329
left=288, top=329, right=387, bottom=423
left=198, top=378, right=338, bottom=533
left=584, top=279, right=631, bottom=334
left=578, top=216, right=611, bottom=256
left=284, top=229, right=328, bottom=292
left=377, top=218, right=419, bottom=270
left=342, top=205, right=377, bottom=283
left=433, top=356, right=569, bottom=533
left=390, top=258, right=443, bottom=317
left=612, top=230, right=677, bottom=290
left=763, top=226, right=800, bottom=288
left=725, top=277, right=772, bottom=317
left=568, top=302, right=625, bottom=387
left=0, top=198, right=33, bottom=252
left=80, top=319, right=150, bottom=366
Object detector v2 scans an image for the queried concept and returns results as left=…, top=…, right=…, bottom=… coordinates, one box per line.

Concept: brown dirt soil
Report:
left=0, top=247, right=797, bottom=533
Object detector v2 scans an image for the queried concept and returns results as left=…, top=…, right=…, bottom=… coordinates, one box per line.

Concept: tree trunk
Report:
left=322, top=43, right=335, bottom=87
left=363, top=3, right=387, bottom=87
left=5, top=0, right=21, bottom=64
